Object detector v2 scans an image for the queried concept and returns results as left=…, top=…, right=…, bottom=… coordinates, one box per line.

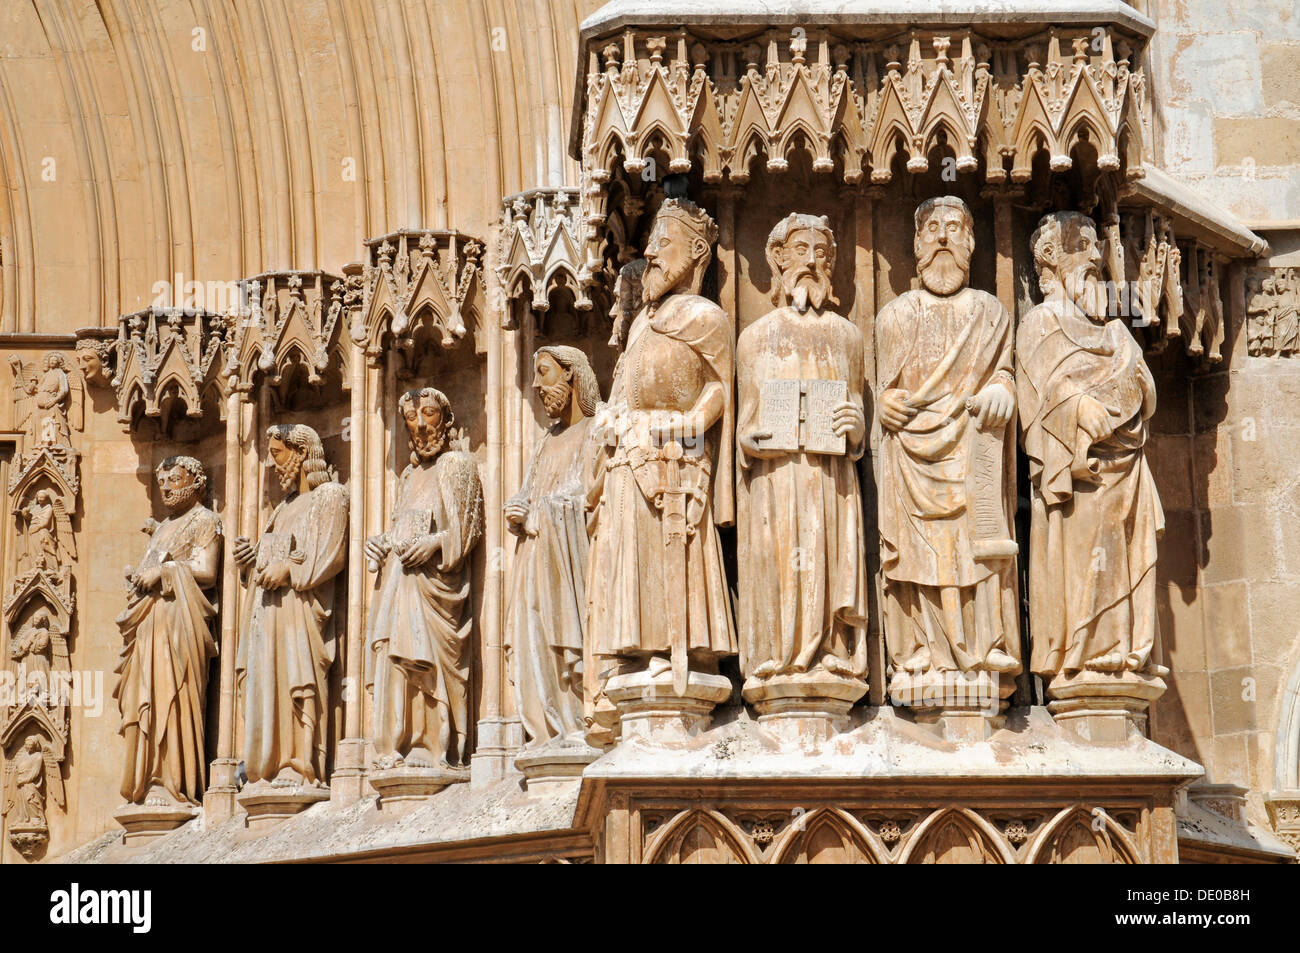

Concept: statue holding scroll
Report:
left=115, top=456, right=220, bottom=806
left=505, top=347, right=599, bottom=749
left=1018, top=211, right=1167, bottom=682
left=736, top=213, right=869, bottom=701
left=587, top=198, right=737, bottom=699
left=365, top=388, right=484, bottom=771
left=875, top=196, right=1020, bottom=699
left=234, top=424, right=348, bottom=787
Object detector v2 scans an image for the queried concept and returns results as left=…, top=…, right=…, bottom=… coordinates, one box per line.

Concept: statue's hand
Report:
left=136, top=566, right=164, bottom=593
left=878, top=389, right=917, bottom=432
left=399, top=533, right=441, bottom=571
left=968, top=383, right=1015, bottom=431
left=831, top=400, right=866, bottom=445
left=232, top=535, right=256, bottom=568
left=256, top=560, right=291, bottom=591
left=1077, top=395, right=1118, bottom=442
left=739, top=427, right=783, bottom=460
left=504, top=497, right=529, bottom=534
left=363, top=534, right=390, bottom=565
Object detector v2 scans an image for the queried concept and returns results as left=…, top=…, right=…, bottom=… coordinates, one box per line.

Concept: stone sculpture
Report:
left=505, top=347, right=599, bottom=752
left=875, top=196, right=1020, bottom=719
left=2, top=735, right=62, bottom=856
left=365, top=388, right=484, bottom=787
left=10, top=352, right=81, bottom=449
left=114, top=456, right=221, bottom=808
left=1018, top=210, right=1168, bottom=739
left=736, top=213, right=869, bottom=735
left=586, top=198, right=736, bottom=736
left=234, top=424, right=348, bottom=793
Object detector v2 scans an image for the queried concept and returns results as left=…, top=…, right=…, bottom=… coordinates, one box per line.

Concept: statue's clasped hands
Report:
left=367, top=533, right=442, bottom=571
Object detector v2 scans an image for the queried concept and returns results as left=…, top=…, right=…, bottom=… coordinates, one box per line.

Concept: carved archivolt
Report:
left=352, top=230, right=486, bottom=362
left=226, top=272, right=347, bottom=392
left=578, top=28, right=1146, bottom=264
left=497, top=188, right=595, bottom=317
left=112, top=307, right=230, bottom=424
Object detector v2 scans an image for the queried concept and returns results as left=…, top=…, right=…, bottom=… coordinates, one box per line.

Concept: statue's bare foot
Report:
left=752, top=660, right=780, bottom=679
left=272, top=767, right=304, bottom=788
left=903, top=649, right=931, bottom=674
left=404, top=747, right=437, bottom=769
left=983, top=649, right=1019, bottom=674
left=821, top=655, right=855, bottom=677
left=646, top=656, right=672, bottom=679
left=1085, top=652, right=1125, bottom=672
left=143, top=785, right=173, bottom=808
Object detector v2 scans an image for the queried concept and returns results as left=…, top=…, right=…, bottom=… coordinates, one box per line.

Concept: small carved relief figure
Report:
left=234, top=424, right=348, bottom=787
left=9, top=352, right=81, bottom=450
left=875, top=196, right=1021, bottom=694
left=607, top=258, right=647, bottom=350
left=505, top=347, right=599, bottom=749
left=114, top=456, right=221, bottom=806
left=1274, top=270, right=1299, bottom=356
left=587, top=198, right=737, bottom=693
left=2, top=736, right=62, bottom=831
left=736, top=214, right=869, bottom=685
left=365, top=389, right=484, bottom=771
left=1246, top=274, right=1275, bottom=356
left=8, top=608, right=53, bottom=681
left=1018, top=211, right=1167, bottom=680
left=17, top=489, right=73, bottom=576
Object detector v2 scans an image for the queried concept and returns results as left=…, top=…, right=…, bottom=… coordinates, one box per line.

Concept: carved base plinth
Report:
left=113, top=800, right=199, bottom=846
left=237, top=781, right=331, bottom=830
left=203, top=758, right=240, bottom=822
left=890, top=670, right=1013, bottom=741
left=368, top=764, right=469, bottom=810
left=7, top=822, right=48, bottom=859
left=606, top=670, right=733, bottom=745
left=470, top=717, right=525, bottom=788
left=1046, top=670, right=1167, bottom=743
left=515, top=741, right=602, bottom=794
left=743, top=671, right=868, bottom=747
left=330, top=738, right=369, bottom=806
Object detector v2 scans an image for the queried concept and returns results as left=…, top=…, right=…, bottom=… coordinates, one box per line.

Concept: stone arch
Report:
left=1026, top=807, right=1141, bottom=864
left=769, top=808, right=885, bottom=864
left=900, top=807, right=1014, bottom=864
left=644, top=809, right=757, bottom=865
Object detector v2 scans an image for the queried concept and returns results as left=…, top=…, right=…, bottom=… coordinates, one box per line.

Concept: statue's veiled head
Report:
left=766, top=213, right=837, bottom=313
left=398, top=387, right=454, bottom=462
left=1031, top=211, right=1107, bottom=321
left=533, top=345, right=599, bottom=422
left=914, top=196, right=975, bottom=296
left=642, top=199, right=717, bottom=305
left=156, top=455, right=206, bottom=513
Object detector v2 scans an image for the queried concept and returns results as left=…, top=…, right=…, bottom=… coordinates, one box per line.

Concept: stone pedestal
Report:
left=113, top=799, right=199, bottom=846
left=369, top=764, right=469, bottom=810
left=1265, top=790, right=1300, bottom=853
left=515, top=741, right=602, bottom=794
left=203, top=757, right=240, bottom=822
left=7, top=822, right=48, bottom=859
left=237, top=780, right=331, bottom=830
left=470, top=717, right=525, bottom=788
left=890, top=670, right=1014, bottom=741
left=330, top=737, right=369, bottom=806
left=606, top=669, right=733, bottom=744
left=743, top=671, right=867, bottom=747
left=1046, top=670, right=1166, bottom=743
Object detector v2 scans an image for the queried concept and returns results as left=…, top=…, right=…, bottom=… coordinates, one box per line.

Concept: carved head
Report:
left=42, top=352, right=68, bottom=373
left=766, top=213, right=837, bottom=312
left=608, top=258, right=648, bottom=349
left=74, top=339, right=112, bottom=386
left=156, top=455, right=206, bottom=512
left=533, top=346, right=599, bottom=420
left=398, top=387, right=454, bottom=463
left=22, top=736, right=41, bottom=755
left=642, top=199, right=717, bottom=305
left=914, top=196, right=975, bottom=296
left=265, top=423, right=328, bottom=492
left=29, top=608, right=51, bottom=632
left=1031, top=211, right=1107, bottom=320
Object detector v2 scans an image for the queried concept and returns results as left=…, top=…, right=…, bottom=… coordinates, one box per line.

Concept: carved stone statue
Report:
left=586, top=198, right=736, bottom=728
left=365, top=389, right=484, bottom=777
left=875, top=196, right=1020, bottom=711
left=2, top=734, right=63, bottom=857
left=114, top=456, right=220, bottom=807
left=505, top=347, right=599, bottom=751
left=74, top=337, right=114, bottom=387
left=9, top=352, right=81, bottom=449
left=736, top=213, right=869, bottom=729
left=17, top=489, right=73, bottom=577
left=9, top=607, right=53, bottom=681
left=1017, top=211, right=1168, bottom=731
left=234, top=424, right=348, bottom=788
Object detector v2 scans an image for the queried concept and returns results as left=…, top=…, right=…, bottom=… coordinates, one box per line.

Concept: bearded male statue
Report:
left=365, top=388, right=484, bottom=775
left=115, top=456, right=221, bottom=807
left=587, top=198, right=736, bottom=714
left=505, top=347, right=600, bottom=752
left=1017, top=211, right=1167, bottom=698
left=234, top=424, right=348, bottom=789
left=735, top=213, right=869, bottom=722
left=875, top=196, right=1020, bottom=708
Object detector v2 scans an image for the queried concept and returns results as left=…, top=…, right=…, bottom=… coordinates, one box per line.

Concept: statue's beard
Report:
left=1065, top=267, right=1106, bottom=319
left=162, top=486, right=198, bottom=512
left=918, top=247, right=971, bottom=296
left=539, top=381, right=571, bottom=419
left=274, top=457, right=302, bottom=492
left=642, top=259, right=692, bottom=305
left=410, top=428, right=447, bottom=461
left=781, top=270, right=834, bottom=313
